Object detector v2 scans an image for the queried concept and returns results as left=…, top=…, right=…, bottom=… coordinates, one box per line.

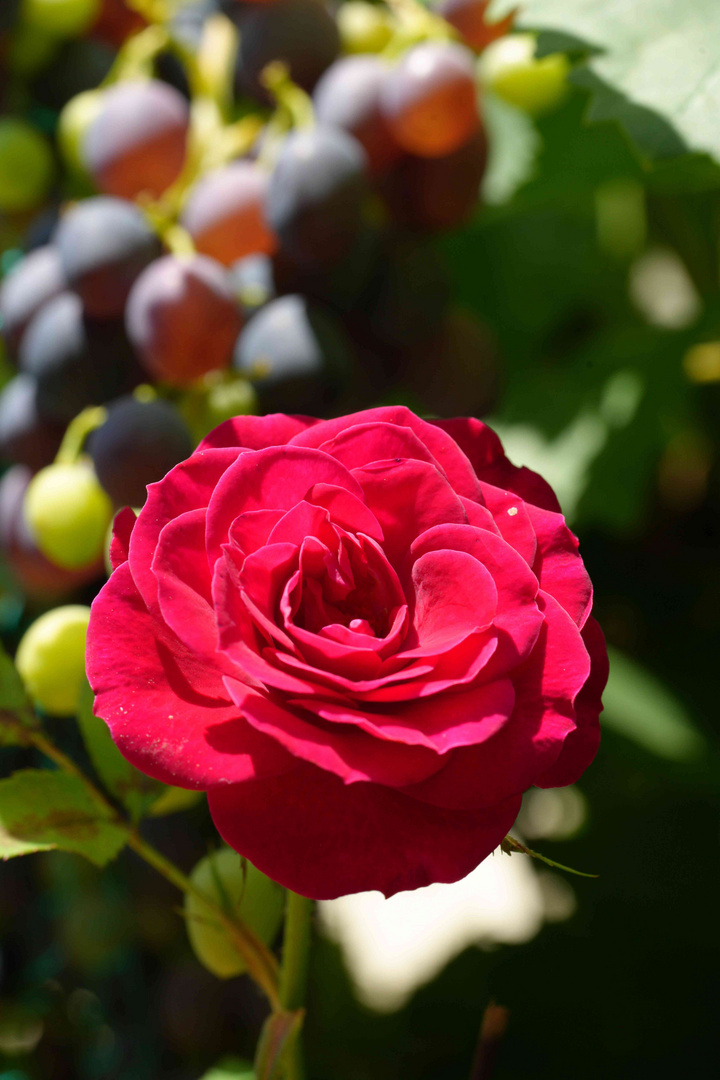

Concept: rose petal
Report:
left=206, top=445, right=362, bottom=566
left=433, top=417, right=561, bottom=512
left=293, top=406, right=483, bottom=500
left=129, top=447, right=241, bottom=611
left=525, top=504, right=592, bottom=628
left=224, top=679, right=440, bottom=788
left=153, top=508, right=231, bottom=661
left=410, top=548, right=498, bottom=648
left=199, top=413, right=317, bottom=451
left=208, top=763, right=522, bottom=899
left=109, top=507, right=136, bottom=570
left=535, top=615, right=606, bottom=788
left=479, top=482, right=537, bottom=566
left=410, top=524, right=542, bottom=671
left=303, top=677, right=515, bottom=753
left=87, top=562, right=291, bottom=788
left=353, top=458, right=467, bottom=569
left=403, top=592, right=591, bottom=810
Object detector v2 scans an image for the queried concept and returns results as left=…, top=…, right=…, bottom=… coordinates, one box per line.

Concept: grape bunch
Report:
left=1, top=0, right=571, bottom=679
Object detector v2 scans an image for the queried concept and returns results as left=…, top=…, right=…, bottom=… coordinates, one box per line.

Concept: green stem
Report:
left=14, top=714, right=282, bottom=1010
left=279, top=890, right=314, bottom=1079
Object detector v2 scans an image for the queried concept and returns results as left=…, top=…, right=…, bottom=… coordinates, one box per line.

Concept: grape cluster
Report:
left=1, top=1, right=572, bottom=699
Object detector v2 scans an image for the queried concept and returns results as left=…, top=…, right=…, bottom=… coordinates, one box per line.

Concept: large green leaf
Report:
left=602, top=648, right=706, bottom=761
left=77, top=678, right=161, bottom=822
left=0, top=769, right=127, bottom=866
left=490, top=0, right=720, bottom=165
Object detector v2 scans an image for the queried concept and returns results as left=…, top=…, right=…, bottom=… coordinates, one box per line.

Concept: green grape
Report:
left=24, top=460, right=113, bottom=570
left=15, top=605, right=91, bottom=717
left=185, top=848, right=285, bottom=979
left=180, top=372, right=257, bottom=444
left=20, top=0, right=101, bottom=39
left=338, top=1, right=394, bottom=55
left=57, top=90, right=104, bottom=175
left=479, top=33, right=570, bottom=116
left=8, top=23, right=59, bottom=77
left=0, top=119, right=55, bottom=214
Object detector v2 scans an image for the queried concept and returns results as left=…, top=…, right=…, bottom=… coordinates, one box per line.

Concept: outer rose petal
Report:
left=291, top=406, right=483, bottom=499
left=433, top=417, right=561, bottom=512
left=198, top=413, right=317, bottom=451
left=87, top=562, right=291, bottom=788
left=109, top=507, right=136, bottom=570
left=400, top=592, right=590, bottom=811
left=208, top=764, right=522, bottom=899
left=535, top=615, right=607, bottom=788
left=524, top=503, right=592, bottom=628
left=129, top=448, right=241, bottom=611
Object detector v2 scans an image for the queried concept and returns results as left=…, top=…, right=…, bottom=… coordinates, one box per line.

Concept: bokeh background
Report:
left=1, top=2, right=719, bottom=1078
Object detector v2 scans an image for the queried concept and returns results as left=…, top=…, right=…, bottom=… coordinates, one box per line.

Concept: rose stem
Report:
left=6, top=710, right=281, bottom=1010
left=279, top=890, right=314, bottom=1079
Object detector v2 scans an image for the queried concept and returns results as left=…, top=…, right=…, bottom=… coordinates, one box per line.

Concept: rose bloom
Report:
left=87, top=408, right=607, bottom=900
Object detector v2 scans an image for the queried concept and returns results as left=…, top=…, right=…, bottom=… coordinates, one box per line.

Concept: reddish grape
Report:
left=380, top=42, right=480, bottom=158
left=126, top=254, right=242, bottom=385
left=181, top=161, right=276, bottom=266
left=313, top=55, right=401, bottom=177
left=381, top=128, right=488, bottom=231
left=83, top=79, right=189, bottom=200
left=435, top=0, right=515, bottom=52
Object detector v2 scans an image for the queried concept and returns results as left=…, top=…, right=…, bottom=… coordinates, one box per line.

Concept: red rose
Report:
left=87, top=407, right=607, bottom=899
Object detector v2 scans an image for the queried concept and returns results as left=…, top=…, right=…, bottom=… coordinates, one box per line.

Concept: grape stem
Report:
left=3, top=708, right=282, bottom=1010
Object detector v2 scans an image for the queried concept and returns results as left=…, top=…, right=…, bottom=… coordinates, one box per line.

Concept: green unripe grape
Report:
left=8, top=23, right=59, bottom=77
left=20, top=0, right=101, bottom=39
left=185, top=848, right=285, bottom=979
left=180, top=373, right=257, bottom=444
left=24, top=460, right=113, bottom=570
left=338, top=1, right=394, bottom=54
left=0, top=120, right=55, bottom=214
left=16, top=605, right=91, bottom=716
left=58, top=90, right=104, bottom=175
left=479, top=33, right=570, bottom=116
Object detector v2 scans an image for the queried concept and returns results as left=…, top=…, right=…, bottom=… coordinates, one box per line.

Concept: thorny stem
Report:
left=5, top=711, right=281, bottom=1010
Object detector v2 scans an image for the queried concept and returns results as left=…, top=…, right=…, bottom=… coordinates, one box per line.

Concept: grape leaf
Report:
left=490, top=0, right=720, bottom=164
left=77, top=677, right=161, bottom=822
left=0, top=769, right=127, bottom=866
left=602, top=647, right=706, bottom=762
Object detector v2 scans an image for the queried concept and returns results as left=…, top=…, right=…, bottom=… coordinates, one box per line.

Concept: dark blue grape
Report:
left=54, top=197, right=161, bottom=319
left=19, top=292, right=142, bottom=423
left=265, top=126, right=367, bottom=268
left=234, top=0, right=340, bottom=102
left=233, top=294, right=351, bottom=414
left=0, top=245, right=66, bottom=354
left=88, top=395, right=193, bottom=507
left=0, top=374, right=64, bottom=470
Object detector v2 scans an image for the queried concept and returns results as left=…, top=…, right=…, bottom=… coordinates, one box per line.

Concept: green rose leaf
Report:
left=490, top=0, right=720, bottom=165
left=0, top=768, right=127, bottom=866
left=77, top=677, right=162, bottom=822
